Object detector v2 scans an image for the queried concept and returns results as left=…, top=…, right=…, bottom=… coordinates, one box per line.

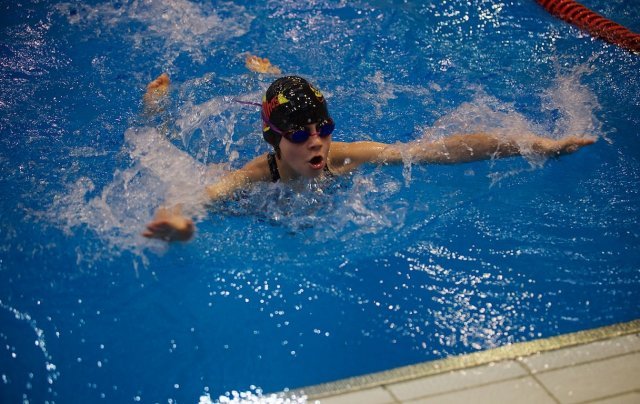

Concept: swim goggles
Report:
left=278, top=119, right=334, bottom=144
left=261, top=107, right=334, bottom=144
left=234, top=99, right=335, bottom=144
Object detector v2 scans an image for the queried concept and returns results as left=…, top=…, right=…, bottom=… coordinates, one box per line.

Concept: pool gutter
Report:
left=293, top=319, right=640, bottom=400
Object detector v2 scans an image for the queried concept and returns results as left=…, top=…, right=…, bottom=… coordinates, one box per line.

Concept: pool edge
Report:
left=293, top=318, right=640, bottom=400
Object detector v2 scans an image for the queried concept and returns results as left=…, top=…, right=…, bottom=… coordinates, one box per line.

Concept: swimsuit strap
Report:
left=267, top=152, right=280, bottom=182
left=323, top=163, right=333, bottom=177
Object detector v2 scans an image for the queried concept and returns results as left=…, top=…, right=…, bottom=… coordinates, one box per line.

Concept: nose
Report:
left=307, top=124, right=320, bottom=137
left=306, top=124, right=322, bottom=147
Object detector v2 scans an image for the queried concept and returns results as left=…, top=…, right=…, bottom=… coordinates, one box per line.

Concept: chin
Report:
left=304, top=170, right=323, bottom=179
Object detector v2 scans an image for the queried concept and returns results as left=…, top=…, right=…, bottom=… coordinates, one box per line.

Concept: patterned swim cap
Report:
left=262, top=76, right=331, bottom=147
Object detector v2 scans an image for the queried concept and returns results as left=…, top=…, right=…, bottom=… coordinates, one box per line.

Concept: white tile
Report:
left=403, top=376, right=555, bottom=404
left=589, top=392, right=640, bottom=404
left=535, top=351, right=640, bottom=404
left=387, top=360, right=527, bottom=401
left=317, top=387, right=395, bottom=404
left=522, top=334, right=640, bottom=373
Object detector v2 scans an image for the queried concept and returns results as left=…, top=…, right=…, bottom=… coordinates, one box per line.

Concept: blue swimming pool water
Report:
left=1, top=0, right=639, bottom=402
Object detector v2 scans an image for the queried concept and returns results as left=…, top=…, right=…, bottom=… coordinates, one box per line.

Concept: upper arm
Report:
left=329, top=141, right=404, bottom=173
left=205, top=154, right=270, bottom=200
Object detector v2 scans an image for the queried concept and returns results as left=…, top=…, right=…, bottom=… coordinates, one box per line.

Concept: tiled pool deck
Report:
left=295, top=319, right=640, bottom=403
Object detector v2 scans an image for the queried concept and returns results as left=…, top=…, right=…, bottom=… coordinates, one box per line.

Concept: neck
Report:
left=275, top=155, right=300, bottom=182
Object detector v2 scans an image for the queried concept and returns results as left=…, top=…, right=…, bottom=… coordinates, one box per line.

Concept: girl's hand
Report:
left=143, top=205, right=194, bottom=242
left=534, top=136, right=597, bottom=156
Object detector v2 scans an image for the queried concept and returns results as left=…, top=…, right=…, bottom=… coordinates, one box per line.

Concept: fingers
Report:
left=565, top=145, right=578, bottom=154
left=142, top=230, right=164, bottom=239
left=142, top=227, right=177, bottom=241
left=552, top=136, right=597, bottom=156
left=142, top=216, right=195, bottom=242
left=142, top=229, right=167, bottom=239
left=156, top=73, right=170, bottom=86
left=145, top=221, right=168, bottom=232
left=147, top=73, right=170, bottom=89
left=142, top=221, right=171, bottom=239
left=565, top=136, right=596, bottom=147
left=571, top=137, right=595, bottom=148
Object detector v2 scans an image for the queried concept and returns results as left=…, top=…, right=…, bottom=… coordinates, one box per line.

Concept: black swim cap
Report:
left=262, top=76, right=331, bottom=147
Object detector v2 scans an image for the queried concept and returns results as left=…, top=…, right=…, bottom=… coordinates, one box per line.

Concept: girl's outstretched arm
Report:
left=403, top=133, right=596, bottom=164
left=329, top=133, right=596, bottom=172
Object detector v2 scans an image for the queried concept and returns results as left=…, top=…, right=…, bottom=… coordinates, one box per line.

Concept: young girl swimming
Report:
left=143, top=75, right=595, bottom=242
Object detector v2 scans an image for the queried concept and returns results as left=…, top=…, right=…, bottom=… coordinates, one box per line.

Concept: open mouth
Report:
left=308, top=155, right=324, bottom=169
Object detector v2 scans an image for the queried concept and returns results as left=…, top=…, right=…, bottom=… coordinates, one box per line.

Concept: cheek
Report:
left=280, top=143, right=303, bottom=162
left=278, top=141, right=291, bottom=156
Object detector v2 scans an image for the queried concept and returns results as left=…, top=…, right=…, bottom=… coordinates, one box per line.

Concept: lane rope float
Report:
left=536, top=0, right=640, bottom=53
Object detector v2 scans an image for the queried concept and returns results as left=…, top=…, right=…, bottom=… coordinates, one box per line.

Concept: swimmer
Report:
left=142, top=75, right=595, bottom=241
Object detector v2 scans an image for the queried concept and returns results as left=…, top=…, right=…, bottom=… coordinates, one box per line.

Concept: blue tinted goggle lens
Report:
left=284, top=121, right=335, bottom=144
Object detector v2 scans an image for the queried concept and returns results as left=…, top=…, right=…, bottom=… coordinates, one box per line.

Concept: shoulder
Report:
left=236, top=153, right=272, bottom=182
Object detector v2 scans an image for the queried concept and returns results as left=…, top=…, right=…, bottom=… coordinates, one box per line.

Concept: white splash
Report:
left=56, top=0, right=254, bottom=63
left=48, top=88, right=258, bottom=263
left=48, top=125, right=224, bottom=264
left=200, top=387, right=308, bottom=404
left=541, top=63, right=601, bottom=139
left=365, top=71, right=432, bottom=117
left=411, top=64, right=601, bottom=183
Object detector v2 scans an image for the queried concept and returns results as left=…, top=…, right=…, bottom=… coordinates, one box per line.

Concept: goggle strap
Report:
left=233, top=99, right=262, bottom=107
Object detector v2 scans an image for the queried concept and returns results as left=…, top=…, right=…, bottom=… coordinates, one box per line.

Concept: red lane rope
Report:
left=536, top=0, right=640, bottom=53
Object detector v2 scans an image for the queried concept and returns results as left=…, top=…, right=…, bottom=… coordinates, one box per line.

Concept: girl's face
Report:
left=278, top=123, right=332, bottom=179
